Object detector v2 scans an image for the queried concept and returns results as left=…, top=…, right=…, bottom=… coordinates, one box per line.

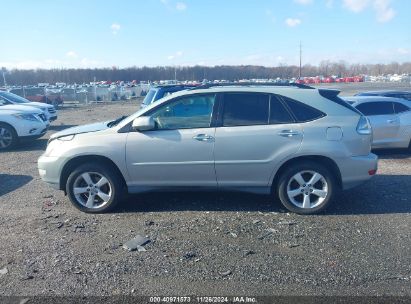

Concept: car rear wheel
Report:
left=66, top=163, right=123, bottom=213
left=0, top=123, right=18, bottom=151
left=277, top=161, right=336, bottom=214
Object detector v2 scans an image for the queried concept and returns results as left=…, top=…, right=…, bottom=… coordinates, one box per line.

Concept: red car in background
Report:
left=323, top=77, right=335, bottom=83
left=9, top=87, right=63, bottom=106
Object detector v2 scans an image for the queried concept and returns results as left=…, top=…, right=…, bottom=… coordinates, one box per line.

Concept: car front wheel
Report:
left=66, top=163, right=123, bottom=213
left=0, top=123, right=18, bottom=151
left=277, top=161, right=336, bottom=214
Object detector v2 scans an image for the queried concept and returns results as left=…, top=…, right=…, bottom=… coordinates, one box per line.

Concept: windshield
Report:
left=0, top=91, right=30, bottom=104
left=142, top=89, right=157, bottom=106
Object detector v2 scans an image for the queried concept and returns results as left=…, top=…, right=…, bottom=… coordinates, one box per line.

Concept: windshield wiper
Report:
left=108, top=115, right=128, bottom=127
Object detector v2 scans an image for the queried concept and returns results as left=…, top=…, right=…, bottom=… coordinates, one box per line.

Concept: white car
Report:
left=0, top=91, right=58, bottom=122
left=0, top=101, right=49, bottom=150
left=343, top=96, right=411, bottom=150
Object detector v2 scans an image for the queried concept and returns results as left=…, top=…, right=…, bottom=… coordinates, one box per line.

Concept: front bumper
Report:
left=340, top=153, right=378, bottom=190
left=38, top=154, right=67, bottom=190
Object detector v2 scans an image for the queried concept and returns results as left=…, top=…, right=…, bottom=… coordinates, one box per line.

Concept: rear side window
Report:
left=270, top=95, right=294, bottom=124
left=356, top=102, right=394, bottom=116
left=393, top=102, right=410, bottom=114
left=222, top=93, right=269, bottom=126
left=281, top=96, right=325, bottom=122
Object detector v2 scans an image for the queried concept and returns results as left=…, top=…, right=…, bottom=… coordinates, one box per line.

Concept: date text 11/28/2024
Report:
left=149, top=296, right=257, bottom=303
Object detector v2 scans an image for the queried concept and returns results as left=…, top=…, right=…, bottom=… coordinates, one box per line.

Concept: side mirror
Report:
left=132, top=116, right=155, bottom=131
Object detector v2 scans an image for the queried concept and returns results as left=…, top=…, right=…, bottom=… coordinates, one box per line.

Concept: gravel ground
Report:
left=0, top=87, right=410, bottom=297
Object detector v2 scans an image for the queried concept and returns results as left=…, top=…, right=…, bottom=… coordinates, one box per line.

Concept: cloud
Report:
left=110, top=23, right=121, bottom=34
left=343, top=0, right=369, bottom=12
left=397, top=48, right=410, bottom=55
left=66, top=51, right=78, bottom=58
left=294, top=0, right=313, bottom=4
left=343, top=0, right=395, bottom=22
left=285, top=18, right=302, bottom=27
left=168, top=51, right=183, bottom=60
left=175, top=2, right=187, bottom=10
left=373, top=0, right=395, bottom=22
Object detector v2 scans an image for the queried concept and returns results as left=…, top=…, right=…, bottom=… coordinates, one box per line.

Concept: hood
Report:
left=50, top=121, right=110, bottom=140
left=0, top=104, right=43, bottom=114
left=23, top=101, right=53, bottom=109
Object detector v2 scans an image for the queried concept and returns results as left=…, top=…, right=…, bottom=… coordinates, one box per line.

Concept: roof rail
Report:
left=190, top=82, right=314, bottom=90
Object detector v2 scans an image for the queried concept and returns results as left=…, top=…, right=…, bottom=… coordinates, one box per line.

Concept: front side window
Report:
left=222, top=93, right=269, bottom=127
left=356, top=102, right=394, bottom=116
left=0, top=97, right=12, bottom=105
left=150, top=94, right=215, bottom=130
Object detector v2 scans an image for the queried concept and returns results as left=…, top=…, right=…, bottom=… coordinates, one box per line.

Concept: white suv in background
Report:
left=0, top=101, right=49, bottom=150
left=38, top=83, right=378, bottom=215
left=0, top=91, right=58, bottom=122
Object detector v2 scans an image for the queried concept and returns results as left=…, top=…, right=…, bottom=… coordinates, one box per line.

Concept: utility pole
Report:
left=174, top=66, right=177, bottom=83
left=1, top=67, right=7, bottom=88
left=299, top=41, right=302, bottom=79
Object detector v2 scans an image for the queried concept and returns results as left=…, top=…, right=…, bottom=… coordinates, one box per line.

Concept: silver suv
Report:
left=38, top=84, right=378, bottom=214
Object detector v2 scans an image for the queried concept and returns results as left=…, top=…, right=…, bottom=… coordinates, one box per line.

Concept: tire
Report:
left=0, top=123, right=18, bottom=151
left=277, top=161, right=337, bottom=215
left=66, top=163, right=123, bottom=213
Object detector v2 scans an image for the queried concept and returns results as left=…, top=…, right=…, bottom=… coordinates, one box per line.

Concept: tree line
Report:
left=3, top=61, right=411, bottom=86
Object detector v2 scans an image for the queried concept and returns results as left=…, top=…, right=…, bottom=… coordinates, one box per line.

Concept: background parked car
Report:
left=140, top=84, right=198, bottom=108
left=355, top=90, right=411, bottom=101
left=0, top=101, right=48, bottom=150
left=9, top=87, right=63, bottom=107
left=343, top=96, right=411, bottom=150
left=0, top=91, right=57, bottom=122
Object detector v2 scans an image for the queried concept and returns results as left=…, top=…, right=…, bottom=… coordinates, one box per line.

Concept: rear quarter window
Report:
left=281, top=96, right=325, bottom=122
left=393, top=102, right=410, bottom=114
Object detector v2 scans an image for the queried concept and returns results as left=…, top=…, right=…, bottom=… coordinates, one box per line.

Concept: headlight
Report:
left=13, top=113, right=40, bottom=121
left=48, top=134, right=75, bottom=144
left=58, top=135, right=75, bottom=141
left=45, top=135, right=75, bottom=156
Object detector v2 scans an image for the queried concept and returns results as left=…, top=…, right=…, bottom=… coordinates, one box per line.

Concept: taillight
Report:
left=356, top=116, right=372, bottom=135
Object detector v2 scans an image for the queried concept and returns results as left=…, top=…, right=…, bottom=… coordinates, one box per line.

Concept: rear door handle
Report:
left=193, top=134, right=214, bottom=142
left=278, top=130, right=301, bottom=137
left=387, top=119, right=398, bottom=124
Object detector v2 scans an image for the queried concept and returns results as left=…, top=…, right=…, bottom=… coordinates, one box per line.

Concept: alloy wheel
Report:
left=0, top=127, right=13, bottom=149
left=72, top=172, right=112, bottom=209
left=286, top=170, right=328, bottom=209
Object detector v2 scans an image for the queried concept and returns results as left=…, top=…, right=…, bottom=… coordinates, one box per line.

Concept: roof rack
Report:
left=190, top=82, right=314, bottom=90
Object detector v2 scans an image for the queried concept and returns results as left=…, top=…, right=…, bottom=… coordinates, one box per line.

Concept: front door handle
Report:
left=278, top=130, right=301, bottom=137
left=387, top=119, right=397, bottom=124
left=193, top=134, right=214, bottom=142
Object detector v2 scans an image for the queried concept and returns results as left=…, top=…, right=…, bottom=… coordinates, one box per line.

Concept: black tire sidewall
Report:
left=0, top=123, right=18, bottom=150
left=66, top=163, right=122, bottom=213
left=277, top=161, right=336, bottom=215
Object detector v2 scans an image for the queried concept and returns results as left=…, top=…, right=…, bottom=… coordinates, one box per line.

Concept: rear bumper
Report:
left=340, top=153, right=378, bottom=190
